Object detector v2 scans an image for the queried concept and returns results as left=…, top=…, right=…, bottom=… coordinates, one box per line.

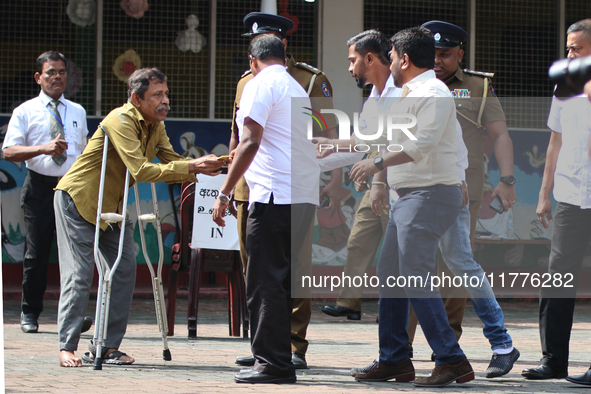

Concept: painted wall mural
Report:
left=0, top=114, right=558, bottom=271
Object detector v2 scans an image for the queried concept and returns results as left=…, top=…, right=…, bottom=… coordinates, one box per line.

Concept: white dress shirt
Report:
left=547, top=95, right=591, bottom=208
left=237, top=64, right=319, bottom=207
left=3, top=91, right=88, bottom=176
left=354, top=70, right=460, bottom=189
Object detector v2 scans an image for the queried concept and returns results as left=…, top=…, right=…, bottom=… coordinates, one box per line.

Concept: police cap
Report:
left=422, top=21, right=468, bottom=49
left=242, top=12, right=294, bottom=38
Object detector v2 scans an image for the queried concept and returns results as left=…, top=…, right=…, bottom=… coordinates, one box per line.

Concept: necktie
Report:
left=48, top=100, right=67, bottom=166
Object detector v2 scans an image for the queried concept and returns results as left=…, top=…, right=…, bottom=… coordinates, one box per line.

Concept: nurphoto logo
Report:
left=304, top=107, right=418, bottom=153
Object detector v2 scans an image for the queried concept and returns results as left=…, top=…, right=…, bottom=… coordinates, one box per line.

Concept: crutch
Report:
left=92, top=127, right=130, bottom=370
left=133, top=183, right=171, bottom=361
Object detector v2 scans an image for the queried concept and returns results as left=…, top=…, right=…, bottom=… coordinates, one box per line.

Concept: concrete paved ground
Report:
left=4, top=297, right=591, bottom=393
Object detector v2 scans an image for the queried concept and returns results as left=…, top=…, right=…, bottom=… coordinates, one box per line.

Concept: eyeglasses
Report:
left=248, top=55, right=254, bottom=64
left=44, top=70, right=67, bottom=77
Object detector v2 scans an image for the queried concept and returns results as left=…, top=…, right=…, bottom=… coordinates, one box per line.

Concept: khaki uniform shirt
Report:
left=445, top=67, right=506, bottom=200
left=231, top=54, right=336, bottom=202
left=57, top=102, right=197, bottom=230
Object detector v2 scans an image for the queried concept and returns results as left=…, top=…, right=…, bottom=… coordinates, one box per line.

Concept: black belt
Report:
left=28, top=170, right=61, bottom=184
left=396, top=188, right=416, bottom=198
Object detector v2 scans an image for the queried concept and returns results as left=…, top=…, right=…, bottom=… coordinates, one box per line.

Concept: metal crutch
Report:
left=133, top=183, right=172, bottom=361
left=92, top=127, right=130, bottom=370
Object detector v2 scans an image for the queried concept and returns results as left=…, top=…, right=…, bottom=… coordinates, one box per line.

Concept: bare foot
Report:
left=104, top=349, right=135, bottom=364
left=59, top=350, right=82, bottom=367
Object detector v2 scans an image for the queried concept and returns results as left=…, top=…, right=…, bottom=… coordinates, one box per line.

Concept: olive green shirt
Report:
left=445, top=67, right=506, bottom=200
left=57, top=102, right=197, bottom=230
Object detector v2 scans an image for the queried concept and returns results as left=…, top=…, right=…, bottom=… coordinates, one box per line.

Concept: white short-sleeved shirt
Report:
left=236, top=64, right=319, bottom=207
left=547, top=95, right=591, bottom=208
left=3, top=91, right=88, bottom=176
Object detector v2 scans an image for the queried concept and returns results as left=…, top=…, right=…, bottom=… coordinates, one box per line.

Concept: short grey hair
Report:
left=567, top=19, right=591, bottom=38
left=127, top=68, right=167, bottom=101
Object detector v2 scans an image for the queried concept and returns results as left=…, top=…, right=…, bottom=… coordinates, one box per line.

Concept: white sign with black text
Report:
left=190, top=174, right=239, bottom=251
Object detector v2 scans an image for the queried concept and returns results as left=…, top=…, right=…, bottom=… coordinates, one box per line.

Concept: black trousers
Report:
left=20, top=171, right=59, bottom=317
left=539, top=202, right=591, bottom=371
left=245, top=196, right=315, bottom=377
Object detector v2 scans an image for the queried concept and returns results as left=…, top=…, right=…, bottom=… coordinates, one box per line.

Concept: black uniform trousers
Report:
left=245, top=194, right=315, bottom=377
left=20, top=170, right=59, bottom=317
left=539, top=202, right=591, bottom=372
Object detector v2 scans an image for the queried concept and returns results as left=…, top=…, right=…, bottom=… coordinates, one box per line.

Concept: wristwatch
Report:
left=373, top=156, right=385, bottom=171
left=218, top=191, right=232, bottom=205
left=500, top=175, right=516, bottom=185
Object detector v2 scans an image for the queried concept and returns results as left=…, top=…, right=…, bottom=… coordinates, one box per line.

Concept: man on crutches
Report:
left=54, top=68, right=223, bottom=367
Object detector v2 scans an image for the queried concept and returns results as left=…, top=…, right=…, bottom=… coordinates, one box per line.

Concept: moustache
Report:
left=157, top=105, right=171, bottom=112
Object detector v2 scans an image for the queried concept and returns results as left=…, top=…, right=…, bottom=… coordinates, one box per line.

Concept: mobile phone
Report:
left=320, top=195, right=330, bottom=208
left=488, top=195, right=505, bottom=214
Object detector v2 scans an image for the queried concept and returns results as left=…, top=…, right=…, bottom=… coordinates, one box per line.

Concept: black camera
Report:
left=549, top=55, right=591, bottom=99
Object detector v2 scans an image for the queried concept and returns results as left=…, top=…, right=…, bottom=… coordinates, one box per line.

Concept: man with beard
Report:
left=321, top=30, right=398, bottom=320
left=316, top=27, right=473, bottom=388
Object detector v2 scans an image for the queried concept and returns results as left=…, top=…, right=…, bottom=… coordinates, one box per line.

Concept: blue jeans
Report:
left=439, top=204, right=512, bottom=351
left=377, top=185, right=465, bottom=366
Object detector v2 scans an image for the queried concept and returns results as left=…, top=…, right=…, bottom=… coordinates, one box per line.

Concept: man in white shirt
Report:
left=212, top=34, right=318, bottom=384
left=321, top=30, right=400, bottom=320
left=316, top=27, right=473, bottom=388
left=524, top=19, right=591, bottom=383
left=2, top=51, right=89, bottom=335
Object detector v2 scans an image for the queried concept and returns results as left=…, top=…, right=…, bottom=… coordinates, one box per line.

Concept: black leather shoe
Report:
left=292, top=352, right=308, bottom=369
left=20, top=313, right=38, bottom=333
left=567, top=368, right=591, bottom=385
left=81, top=316, right=93, bottom=334
left=522, top=364, right=567, bottom=380
left=321, top=305, right=361, bottom=320
left=235, top=355, right=255, bottom=366
left=234, top=369, right=296, bottom=384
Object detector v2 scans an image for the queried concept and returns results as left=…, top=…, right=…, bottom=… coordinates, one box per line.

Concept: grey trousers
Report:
left=54, top=190, right=136, bottom=352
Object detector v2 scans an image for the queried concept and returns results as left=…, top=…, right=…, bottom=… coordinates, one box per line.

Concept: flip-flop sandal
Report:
left=80, top=350, right=133, bottom=365
left=81, top=352, right=95, bottom=364
left=102, top=350, right=133, bottom=365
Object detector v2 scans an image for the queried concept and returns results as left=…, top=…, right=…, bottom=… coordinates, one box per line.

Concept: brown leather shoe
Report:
left=354, top=359, right=415, bottom=382
left=413, top=359, right=474, bottom=387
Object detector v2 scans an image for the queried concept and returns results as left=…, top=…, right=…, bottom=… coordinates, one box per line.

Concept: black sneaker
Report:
left=485, top=348, right=520, bottom=378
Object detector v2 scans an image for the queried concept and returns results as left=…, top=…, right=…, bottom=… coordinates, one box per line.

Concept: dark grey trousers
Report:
left=539, top=202, right=591, bottom=371
left=54, top=190, right=136, bottom=352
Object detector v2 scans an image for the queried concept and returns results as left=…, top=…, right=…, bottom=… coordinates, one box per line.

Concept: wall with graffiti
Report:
left=0, top=113, right=558, bottom=273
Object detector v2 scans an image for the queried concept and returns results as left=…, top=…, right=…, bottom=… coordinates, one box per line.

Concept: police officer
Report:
left=408, top=20, right=516, bottom=351
left=229, top=12, right=338, bottom=369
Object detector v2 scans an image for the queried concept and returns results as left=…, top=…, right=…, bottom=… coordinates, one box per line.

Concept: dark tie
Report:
left=48, top=99, right=67, bottom=166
